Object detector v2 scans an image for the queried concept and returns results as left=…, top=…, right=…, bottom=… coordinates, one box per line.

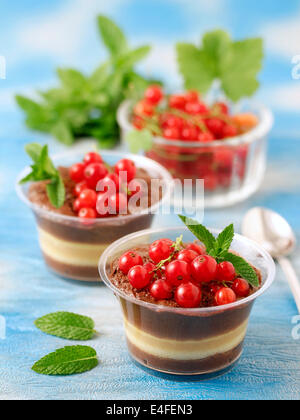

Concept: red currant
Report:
left=84, top=163, right=108, bottom=189
left=210, top=282, right=222, bottom=295
left=149, top=239, right=173, bottom=264
left=166, top=260, right=191, bottom=287
left=185, top=101, right=208, bottom=115
left=73, top=198, right=82, bottom=213
left=96, top=193, right=110, bottom=218
left=169, top=95, right=186, bottom=110
left=191, top=255, right=217, bottom=283
left=232, top=278, right=250, bottom=298
left=215, top=287, right=237, bottom=306
left=185, top=243, right=205, bottom=255
left=150, top=279, right=173, bottom=300
left=115, top=159, right=136, bottom=183
left=198, top=131, right=215, bottom=142
left=213, top=102, right=229, bottom=115
left=181, top=125, right=198, bottom=141
left=74, top=180, right=88, bottom=197
left=128, top=265, right=151, bottom=290
left=134, top=100, right=154, bottom=117
left=163, top=127, right=180, bottom=140
left=177, top=249, right=198, bottom=264
left=109, top=192, right=128, bottom=214
left=175, top=282, right=202, bottom=308
left=83, top=152, right=103, bottom=166
left=185, top=90, right=199, bottom=102
left=206, top=118, right=224, bottom=138
left=69, top=163, right=85, bottom=183
left=78, top=208, right=97, bottom=219
left=143, top=262, right=156, bottom=281
left=145, top=85, right=163, bottom=105
left=78, top=189, right=97, bottom=209
left=119, top=251, right=143, bottom=275
left=216, top=261, right=236, bottom=282
left=98, top=173, right=119, bottom=195
left=222, top=124, right=238, bottom=138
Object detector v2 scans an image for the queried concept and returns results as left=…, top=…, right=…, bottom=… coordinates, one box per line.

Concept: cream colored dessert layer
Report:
left=124, top=318, right=248, bottom=361
left=38, top=228, right=106, bottom=267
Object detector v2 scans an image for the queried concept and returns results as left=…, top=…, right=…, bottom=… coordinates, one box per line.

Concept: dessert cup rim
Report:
left=117, top=99, right=274, bottom=148
left=16, top=150, right=174, bottom=223
left=99, top=226, right=276, bottom=314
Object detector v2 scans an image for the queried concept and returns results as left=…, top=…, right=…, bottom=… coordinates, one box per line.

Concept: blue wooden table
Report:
left=1, top=0, right=300, bottom=401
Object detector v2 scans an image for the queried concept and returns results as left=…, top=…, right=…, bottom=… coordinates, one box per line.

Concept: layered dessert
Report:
left=19, top=146, right=170, bottom=281
left=106, top=217, right=262, bottom=375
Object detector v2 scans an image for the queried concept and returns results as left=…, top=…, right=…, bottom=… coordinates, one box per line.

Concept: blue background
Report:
left=0, top=0, right=300, bottom=400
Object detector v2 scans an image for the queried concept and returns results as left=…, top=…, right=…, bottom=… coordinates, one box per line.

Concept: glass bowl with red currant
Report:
left=99, top=216, right=275, bottom=376
left=17, top=148, right=173, bottom=282
left=118, top=85, right=273, bottom=208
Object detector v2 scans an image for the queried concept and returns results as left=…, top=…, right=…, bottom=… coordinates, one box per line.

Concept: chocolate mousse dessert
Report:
left=19, top=144, right=169, bottom=281
left=107, top=217, right=262, bottom=375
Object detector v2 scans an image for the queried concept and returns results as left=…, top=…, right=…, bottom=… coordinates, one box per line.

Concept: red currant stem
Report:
left=155, top=235, right=184, bottom=270
left=134, top=113, right=163, bottom=136
left=165, top=108, right=208, bottom=133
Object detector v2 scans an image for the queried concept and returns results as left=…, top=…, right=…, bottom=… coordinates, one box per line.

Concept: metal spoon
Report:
left=242, top=207, right=300, bottom=313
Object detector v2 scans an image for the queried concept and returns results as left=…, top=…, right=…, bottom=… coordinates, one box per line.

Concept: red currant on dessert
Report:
left=185, top=243, right=205, bottom=255
left=84, top=163, right=108, bottom=189
left=96, top=193, right=110, bottom=218
left=115, top=159, right=136, bottom=183
left=175, top=282, right=202, bottom=308
left=128, top=265, right=151, bottom=290
left=83, top=152, right=103, bottom=166
left=210, top=282, right=222, bottom=295
left=166, top=260, right=191, bottom=287
left=177, top=249, right=198, bottom=264
left=232, top=278, right=250, bottom=298
left=150, top=279, right=173, bottom=300
left=109, top=192, right=128, bottom=214
left=118, top=251, right=143, bottom=275
left=191, top=255, right=217, bottom=283
left=69, top=163, right=85, bottom=183
left=149, top=239, right=174, bottom=264
left=215, top=287, right=237, bottom=306
left=216, top=261, right=236, bottom=282
left=74, top=180, right=88, bottom=197
left=143, top=262, right=156, bottom=281
left=99, top=173, right=120, bottom=194
left=134, top=100, right=154, bottom=117
left=78, top=208, right=97, bottom=219
left=73, top=198, right=82, bottom=213
left=78, top=189, right=97, bottom=209
left=145, top=85, right=163, bottom=105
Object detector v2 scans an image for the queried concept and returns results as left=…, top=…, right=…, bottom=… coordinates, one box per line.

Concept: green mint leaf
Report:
left=51, top=120, right=74, bottom=145
left=202, top=30, right=231, bottom=77
left=178, top=215, right=216, bottom=253
left=176, top=43, right=214, bottom=93
left=98, top=15, right=127, bottom=57
left=24, top=143, right=43, bottom=164
left=57, top=68, right=86, bottom=90
left=220, top=38, right=263, bottom=102
left=116, top=46, right=151, bottom=70
left=223, top=252, right=259, bottom=287
left=32, top=346, right=98, bottom=376
left=34, top=312, right=96, bottom=341
left=126, top=129, right=153, bottom=154
left=89, top=62, right=110, bottom=88
left=214, top=224, right=234, bottom=257
left=46, top=175, right=65, bottom=209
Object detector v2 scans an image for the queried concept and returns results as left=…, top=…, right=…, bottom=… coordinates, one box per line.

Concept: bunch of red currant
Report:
left=132, top=85, right=247, bottom=142
left=118, top=238, right=251, bottom=308
left=69, top=152, right=139, bottom=219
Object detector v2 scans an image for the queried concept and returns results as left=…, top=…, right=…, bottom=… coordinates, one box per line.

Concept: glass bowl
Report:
left=99, top=226, right=275, bottom=376
left=118, top=100, right=274, bottom=208
left=16, top=150, right=173, bottom=282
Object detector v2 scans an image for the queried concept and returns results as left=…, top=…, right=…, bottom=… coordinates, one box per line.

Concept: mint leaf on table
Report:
left=176, top=30, right=263, bottom=102
left=178, top=215, right=216, bottom=253
left=32, top=346, right=98, bottom=376
left=222, top=252, right=259, bottom=287
left=20, top=143, right=65, bottom=209
left=126, top=129, right=153, bottom=154
left=35, top=312, right=96, bottom=341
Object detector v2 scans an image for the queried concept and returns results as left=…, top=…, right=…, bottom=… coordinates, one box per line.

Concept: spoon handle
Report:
left=278, top=257, right=300, bottom=314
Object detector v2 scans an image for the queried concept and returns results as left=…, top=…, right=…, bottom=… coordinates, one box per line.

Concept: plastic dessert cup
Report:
left=16, top=151, right=173, bottom=282
left=118, top=100, right=274, bottom=208
left=99, top=226, right=275, bottom=376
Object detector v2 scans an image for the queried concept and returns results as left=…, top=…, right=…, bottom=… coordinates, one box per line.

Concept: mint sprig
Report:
left=32, top=346, right=98, bottom=376
left=179, top=215, right=259, bottom=287
left=35, top=312, right=97, bottom=341
left=176, top=30, right=263, bottom=102
left=20, top=143, right=65, bottom=209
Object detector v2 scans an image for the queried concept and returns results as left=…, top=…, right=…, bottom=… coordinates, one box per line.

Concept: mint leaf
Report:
left=25, top=143, right=43, bottom=164
left=98, top=15, right=127, bottom=57
left=223, top=252, right=259, bottom=287
left=46, top=176, right=65, bottom=209
left=32, top=346, right=98, bottom=376
left=35, top=312, right=96, bottom=341
left=214, top=224, right=234, bottom=257
left=51, top=120, right=74, bottom=145
left=176, top=43, right=214, bottom=93
left=126, top=129, right=153, bottom=154
left=178, top=215, right=216, bottom=253
left=202, top=30, right=231, bottom=77
left=116, top=46, right=151, bottom=71
left=57, top=68, right=86, bottom=90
